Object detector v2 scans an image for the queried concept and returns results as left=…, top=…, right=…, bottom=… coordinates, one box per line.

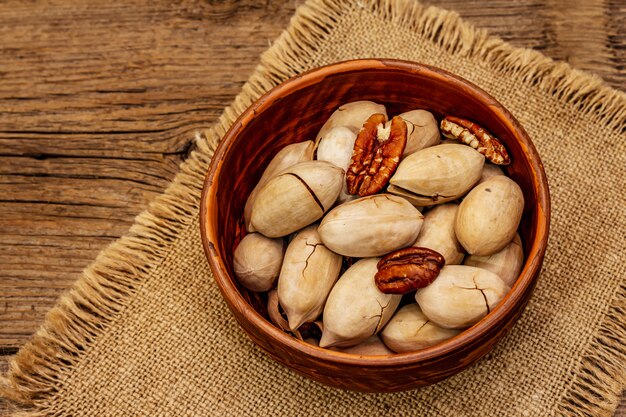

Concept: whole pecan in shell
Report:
left=375, top=247, right=445, bottom=294
left=440, top=116, right=510, bottom=165
left=346, top=114, right=407, bottom=196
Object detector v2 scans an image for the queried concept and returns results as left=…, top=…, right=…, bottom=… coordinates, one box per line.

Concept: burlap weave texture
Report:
left=3, top=1, right=625, bottom=416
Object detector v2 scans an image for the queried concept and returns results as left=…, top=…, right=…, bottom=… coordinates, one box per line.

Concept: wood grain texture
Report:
left=0, top=0, right=623, bottom=411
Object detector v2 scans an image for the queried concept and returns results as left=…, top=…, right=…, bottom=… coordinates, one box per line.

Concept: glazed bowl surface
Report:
left=200, top=59, right=550, bottom=392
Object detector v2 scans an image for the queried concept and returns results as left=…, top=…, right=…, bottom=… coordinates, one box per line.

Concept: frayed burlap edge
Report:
left=1, top=0, right=624, bottom=416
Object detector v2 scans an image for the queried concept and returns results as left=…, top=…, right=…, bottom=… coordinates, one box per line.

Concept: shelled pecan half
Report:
left=375, top=247, right=445, bottom=294
left=440, top=116, right=510, bottom=165
left=346, top=114, right=407, bottom=196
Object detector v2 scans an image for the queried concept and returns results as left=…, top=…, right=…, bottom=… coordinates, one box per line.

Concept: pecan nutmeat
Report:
left=346, top=113, right=407, bottom=196
left=440, top=116, right=510, bottom=165
left=375, top=247, right=445, bottom=294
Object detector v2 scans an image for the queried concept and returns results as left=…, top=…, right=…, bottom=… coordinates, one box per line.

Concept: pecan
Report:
left=440, top=116, right=510, bottom=165
left=346, top=114, right=407, bottom=196
left=267, top=289, right=324, bottom=341
left=267, top=289, right=289, bottom=332
left=375, top=247, right=445, bottom=294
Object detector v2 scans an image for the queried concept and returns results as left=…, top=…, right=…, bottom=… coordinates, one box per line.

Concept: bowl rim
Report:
left=200, top=58, right=551, bottom=367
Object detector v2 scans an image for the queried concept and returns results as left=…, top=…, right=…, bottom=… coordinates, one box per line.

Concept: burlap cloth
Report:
left=2, top=0, right=625, bottom=416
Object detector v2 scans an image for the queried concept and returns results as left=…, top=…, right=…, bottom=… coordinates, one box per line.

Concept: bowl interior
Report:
left=202, top=59, right=548, bottom=362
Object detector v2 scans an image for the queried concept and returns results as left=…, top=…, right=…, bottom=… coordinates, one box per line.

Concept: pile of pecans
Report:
left=233, top=101, right=525, bottom=354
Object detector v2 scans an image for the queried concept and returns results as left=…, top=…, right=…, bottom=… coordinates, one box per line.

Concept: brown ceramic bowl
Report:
left=200, top=59, right=550, bottom=392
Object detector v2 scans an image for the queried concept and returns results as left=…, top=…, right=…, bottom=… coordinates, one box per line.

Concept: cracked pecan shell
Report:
left=346, top=113, right=407, bottom=196
left=440, top=116, right=510, bottom=165
left=375, top=247, right=445, bottom=294
left=278, top=224, right=342, bottom=331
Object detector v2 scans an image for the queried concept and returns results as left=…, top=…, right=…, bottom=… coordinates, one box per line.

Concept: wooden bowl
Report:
left=200, top=59, right=550, bottom=392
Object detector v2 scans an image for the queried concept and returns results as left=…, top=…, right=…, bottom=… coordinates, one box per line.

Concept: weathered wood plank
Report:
left=0, top=0, right=298, bottom=348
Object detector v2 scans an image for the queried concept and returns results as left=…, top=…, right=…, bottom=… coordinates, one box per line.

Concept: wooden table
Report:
left=1, top=0, right=623, bottom=414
